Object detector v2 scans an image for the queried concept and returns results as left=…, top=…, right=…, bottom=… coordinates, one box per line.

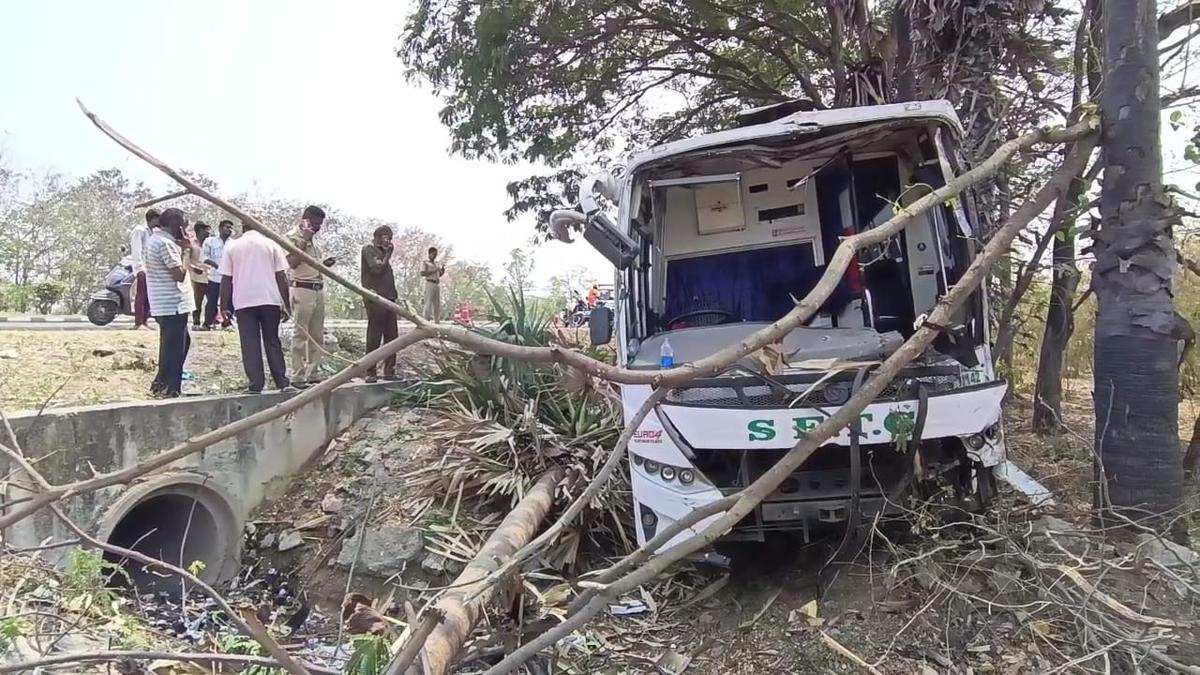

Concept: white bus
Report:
left=549, top=100, right=1006, bottom=550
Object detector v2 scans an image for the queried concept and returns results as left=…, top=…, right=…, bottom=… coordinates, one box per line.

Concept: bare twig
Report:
left=820, top=631, right=884, bottom=675
left=0, top=650, right=339, bottom=675
left=132, top=189, right=192, bottom=209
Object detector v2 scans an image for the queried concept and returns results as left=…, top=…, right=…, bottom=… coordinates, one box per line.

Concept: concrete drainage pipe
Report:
left=96, top=474, right=241, bottom=593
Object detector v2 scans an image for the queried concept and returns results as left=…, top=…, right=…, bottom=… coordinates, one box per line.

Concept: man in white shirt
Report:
left=143, top=208, right=195, bottom=397
left=189, top=222, right=211, bottom=329
left=219, top=222, right=295, bottom=394
left=202, top=219, right=235, bottom=328
left=129, top=209, right=158, bottom=330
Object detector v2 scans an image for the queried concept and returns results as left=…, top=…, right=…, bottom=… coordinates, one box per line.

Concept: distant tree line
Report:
left=0, top=166, right=505, bottom=318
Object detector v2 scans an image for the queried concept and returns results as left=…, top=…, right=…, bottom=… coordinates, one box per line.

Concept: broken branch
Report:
left=463, top=387, right=670, bottom=603
left=411, top=469, right=564, bottom=675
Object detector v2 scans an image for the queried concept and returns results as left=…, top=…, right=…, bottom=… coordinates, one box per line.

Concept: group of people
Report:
left=127, top=205, right=447, bottom=397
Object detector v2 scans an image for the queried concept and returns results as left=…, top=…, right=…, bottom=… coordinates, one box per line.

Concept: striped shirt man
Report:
left=144, top=229, right=195, bottom=317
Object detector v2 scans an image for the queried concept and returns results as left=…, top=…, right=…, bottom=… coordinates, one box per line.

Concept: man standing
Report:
left=189, top=222, right=211, bottom=329
left=202, top=219, right=234, bottom=329
left=219, top=222, right=294, bottom=394
left=361, top=225, right=399, bottom=382
left=286, top=205, right=335, bottom=387
left=587, top=283, right=599, bottom=308
left=130, top=209, right=158, bottom=330
left=143, top=208, right=195, bottom=398
left=421, top=246, right=445, bottom=320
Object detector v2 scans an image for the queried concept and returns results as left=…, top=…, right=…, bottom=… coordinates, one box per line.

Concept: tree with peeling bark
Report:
left=1091, top=0, right=1187, bottom=533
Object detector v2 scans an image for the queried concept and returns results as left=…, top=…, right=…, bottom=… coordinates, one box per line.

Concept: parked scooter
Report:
left=562, top=296, right=590, bottom=327
left=87, top=261, right=135, bottom=326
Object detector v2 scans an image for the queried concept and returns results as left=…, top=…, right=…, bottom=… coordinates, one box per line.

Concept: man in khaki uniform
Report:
left=286, top=205, right=336, bottom=387
left=421, top=246, right=445, bottom=320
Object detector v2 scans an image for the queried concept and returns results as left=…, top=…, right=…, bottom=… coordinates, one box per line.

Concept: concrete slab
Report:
left=1, top=380, right=404, bottom=579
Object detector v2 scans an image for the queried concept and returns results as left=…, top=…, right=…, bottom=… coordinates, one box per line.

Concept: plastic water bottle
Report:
left=660, top=339, right=674, bottom=368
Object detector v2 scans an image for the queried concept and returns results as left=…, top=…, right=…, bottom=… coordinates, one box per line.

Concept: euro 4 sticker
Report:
left=633, top=429, right=664, bottom=444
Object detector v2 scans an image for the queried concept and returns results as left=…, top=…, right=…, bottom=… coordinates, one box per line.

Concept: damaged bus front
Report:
left=549, top=100, right=1006, bottom=549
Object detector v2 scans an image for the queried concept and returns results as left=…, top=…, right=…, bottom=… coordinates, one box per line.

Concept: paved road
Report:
left=0, top=315, right=375, bottom=332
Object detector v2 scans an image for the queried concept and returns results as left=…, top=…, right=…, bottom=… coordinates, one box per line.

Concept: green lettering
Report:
left=792, top=416, right=822, bottom=439
left=747, top=419, right=776, bottom=441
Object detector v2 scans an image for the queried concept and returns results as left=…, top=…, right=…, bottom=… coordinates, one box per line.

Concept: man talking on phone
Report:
left=285, top=205, right=336, bottom=388
left=360, top=225, right=399, bottom=382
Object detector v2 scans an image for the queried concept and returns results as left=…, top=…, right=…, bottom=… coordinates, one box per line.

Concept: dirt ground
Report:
left=240, top=386, right=1200, bottom=675
left=0, top=326, right=380, bottom=411
left=6, top=329, right=1198, bottom=672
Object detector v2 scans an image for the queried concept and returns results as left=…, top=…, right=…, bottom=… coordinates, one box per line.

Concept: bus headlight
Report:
left=660, top=466, right=677, bottom=481
left=679, top=469, right=695, bottom=484
left=966, top=434, right=985, bottom=450
left=644, top=460, right=660, bottom=474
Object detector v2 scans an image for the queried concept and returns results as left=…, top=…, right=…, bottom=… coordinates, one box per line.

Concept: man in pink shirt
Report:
left=218, top=222, right=295, bottom=393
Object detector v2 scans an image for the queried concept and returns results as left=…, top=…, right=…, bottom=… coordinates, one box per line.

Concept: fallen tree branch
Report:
left=0, top=650, right=339, bottom=675
left=59, top=103, right=1093, bottom=674
left=75, top=99, right=1084, bottom=390
left=55, top=102, right=1096, bottom=561
left=481, top=120, right=1099, bottom=675
left=407, top=469, right=564, bottom=675
left=462, top=387, right=670, bottom=604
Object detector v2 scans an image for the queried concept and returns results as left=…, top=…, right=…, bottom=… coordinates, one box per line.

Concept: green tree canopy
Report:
left=400, top=0, right=1071, bottom=227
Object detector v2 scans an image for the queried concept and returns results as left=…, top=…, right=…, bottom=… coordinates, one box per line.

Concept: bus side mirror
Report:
left=590, top=306, right=614, bottom=346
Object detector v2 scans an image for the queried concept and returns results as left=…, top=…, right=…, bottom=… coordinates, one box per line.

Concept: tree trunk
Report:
left=1031, top=192, right=1084, bottom=434
left=892, top=0, right=915, bottom=102
left=1033, top=5, right=1096, bottom=435
left=413, top=469, right=563, bottom=675
left=1093, top=0, right=1184, bottom=533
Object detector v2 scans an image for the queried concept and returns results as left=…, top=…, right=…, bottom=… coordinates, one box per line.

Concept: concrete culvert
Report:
left=99, top=477, right=240, bottom=594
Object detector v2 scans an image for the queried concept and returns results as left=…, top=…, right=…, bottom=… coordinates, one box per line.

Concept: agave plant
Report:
left=399, top=286, right=629, bottom=568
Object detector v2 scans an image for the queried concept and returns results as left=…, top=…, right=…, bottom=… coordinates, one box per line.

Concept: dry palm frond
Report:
left=397, top=287, right=628, bottom=569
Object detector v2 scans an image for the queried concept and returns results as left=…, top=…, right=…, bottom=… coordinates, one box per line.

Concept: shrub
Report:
left=32, top=281, right=65, bottom=314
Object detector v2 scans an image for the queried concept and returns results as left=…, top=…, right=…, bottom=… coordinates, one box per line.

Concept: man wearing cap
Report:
left=285, top=205, right=336, bottom=387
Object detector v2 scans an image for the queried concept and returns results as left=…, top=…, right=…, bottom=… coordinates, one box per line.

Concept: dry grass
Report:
left=0, top=328, right=249, bottom=410
left=0, top=326, right=382, bottom=411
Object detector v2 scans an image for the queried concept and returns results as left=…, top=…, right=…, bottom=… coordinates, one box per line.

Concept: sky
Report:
left=5, top=1, right=1200, bottom=292
left=0, top=0, right=610, bottom=289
